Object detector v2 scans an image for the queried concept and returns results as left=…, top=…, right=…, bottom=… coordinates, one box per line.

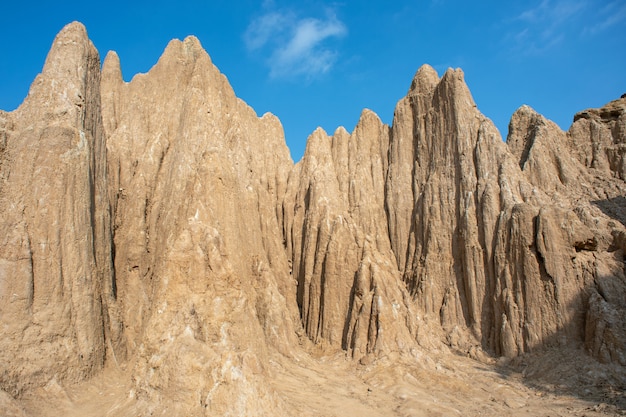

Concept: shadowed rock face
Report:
left=0, top=21, right=625, bottom=414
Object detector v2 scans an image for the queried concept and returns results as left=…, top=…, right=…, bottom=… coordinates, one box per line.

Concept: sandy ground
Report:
left=270, top=346, right=626, bottom=417
left=11, top=346, right=626, bottom=417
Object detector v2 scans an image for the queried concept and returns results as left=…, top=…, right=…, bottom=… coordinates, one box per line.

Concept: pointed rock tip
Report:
left=302, top=126, right=331, bottom=158
left=359, top=108, right=381, bottom=121
left=355, top=108, right=383, bottom=131
left=162, top=35, right=210, bottom=62
left=312, top=126, right=329, bottom=137
left=184, top=35, right=200, bottom=43
left=416, top=64, right=439, bottom=79
left=102, top=51, right=123, bottom=81
left=57, top=21, right=88, bottom=39
left=260, top=111, right=286, bottom=134
left=436, top=67, right=478, bottom=107
left=261, top=111, right=279, bottom=122
left=104, top=50, right=120, bottom=63
left=409, top=64, right=440, bottom=94
left=39, top=21, right=96, bottom=81
left=183, top=35, right=204, bottom=51
left=510, top=104, right=546, bottom=125
left=20, top=21, right=96, bottom=114
left=440, top=67, right=467, bottom=85
left=514, top=104, right=539, bottom=115
left=507, top=104, right=562, bottom=145
left=48, top=21, right=91, bottom=54
left=333, top=126, right=349, bottom=137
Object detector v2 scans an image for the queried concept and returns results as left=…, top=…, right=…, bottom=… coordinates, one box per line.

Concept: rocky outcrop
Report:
left=570, top=97, right=626, bottom=180
left=0, top=21, right=625, bottom=415
left=283, top=111, right=416, bottom=358
left=506, top=102, right=626, bottom=364
left=100, top=35, right=298, bottom=414
left=385, top=66, right=515, bottom=351
left=286, top=65, right=626, bottom=363
left=0, top=23, right=112, bottom=395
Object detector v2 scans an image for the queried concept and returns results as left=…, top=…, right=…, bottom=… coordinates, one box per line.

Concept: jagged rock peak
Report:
left=506, top=104, right=547, bottom=167
left=573, top=95, right=626, bottom=123
left=510, top=104, right=542, bottom=120
left=102, top=51, right=123, bottom=83
left=17, top=21, right=98, bottom=118
left=507, top=104, right=562, bottom=131
left=569, top=95, right=626, bottom=179
left=357, top=107, right=382, bottom=123
left=436, top=67, right=476, bottom=109
left=507, top=104, right=564, bottom=146
left=43, top=21, right=90, bottom=63
left=409, top=63, right=439, bottom=95
left=101, top=36, right=208, bottom=87
left=39, top=21, right=93, bottom=81
left=103, top=35, right=216, bottom=91
left=354, top=108, right=384, bottom=133
left=161, top=35, right=207, bottom=61
left=332, top=125, right=349, bottom=137
left=302, top=126, right=331, bottom=157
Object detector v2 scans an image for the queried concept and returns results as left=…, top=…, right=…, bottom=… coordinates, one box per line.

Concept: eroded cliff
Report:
left=0, top=22, right=624, bottom=416
left=0, top=23, right=111, bottom=395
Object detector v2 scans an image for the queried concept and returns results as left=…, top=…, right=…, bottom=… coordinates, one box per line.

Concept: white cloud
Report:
left=517, top=0, right=585, bottom=25
left=506, top=0, right=586, bottom=55
left=584, top=1, right=626, bottom=34
left=508, top=0, right=625, bottom=53
left=244, top=9, right=347, bottom=79
left=244, top=11, right=291, bottom=51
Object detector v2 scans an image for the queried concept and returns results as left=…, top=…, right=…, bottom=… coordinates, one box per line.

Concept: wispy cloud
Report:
left=517, top=0, right=582, bottom=23
left=244, top=11, right=291, bottom=51
left=244, top=8, right=347, bottom=79
left=583, top=1, right=626, bottom=34
left=505, top=0, right=586, bottom=55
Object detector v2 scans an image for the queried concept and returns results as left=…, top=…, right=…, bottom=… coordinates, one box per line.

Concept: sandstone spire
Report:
left=100, top=33, right=297, bottom=414
left=0, top=21, right=112, bottom=394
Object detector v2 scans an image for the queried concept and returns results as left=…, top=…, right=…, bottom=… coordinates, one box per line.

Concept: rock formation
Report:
left=0, top=22, right=624, bottom=415
left=0, top=23, right=111, bottom=396
left=100, top=33, right=299, bottom=415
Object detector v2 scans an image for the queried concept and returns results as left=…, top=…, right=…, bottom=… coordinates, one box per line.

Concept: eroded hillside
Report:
left=0, top=22, right=624, bottom=416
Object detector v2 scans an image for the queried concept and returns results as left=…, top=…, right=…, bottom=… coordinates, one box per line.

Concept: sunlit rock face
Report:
left=0, top=22, right=111, bottom=396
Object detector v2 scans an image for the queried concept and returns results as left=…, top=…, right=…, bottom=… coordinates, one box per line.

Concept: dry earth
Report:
left=13, top=347, right=626, bottom=417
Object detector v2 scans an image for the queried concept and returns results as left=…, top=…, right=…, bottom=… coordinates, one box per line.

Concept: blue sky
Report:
left=1, top=0, right=624, bottom=161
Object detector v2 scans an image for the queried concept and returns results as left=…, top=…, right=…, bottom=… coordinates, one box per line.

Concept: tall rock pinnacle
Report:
left=0, top=21, right=111, bottom=394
